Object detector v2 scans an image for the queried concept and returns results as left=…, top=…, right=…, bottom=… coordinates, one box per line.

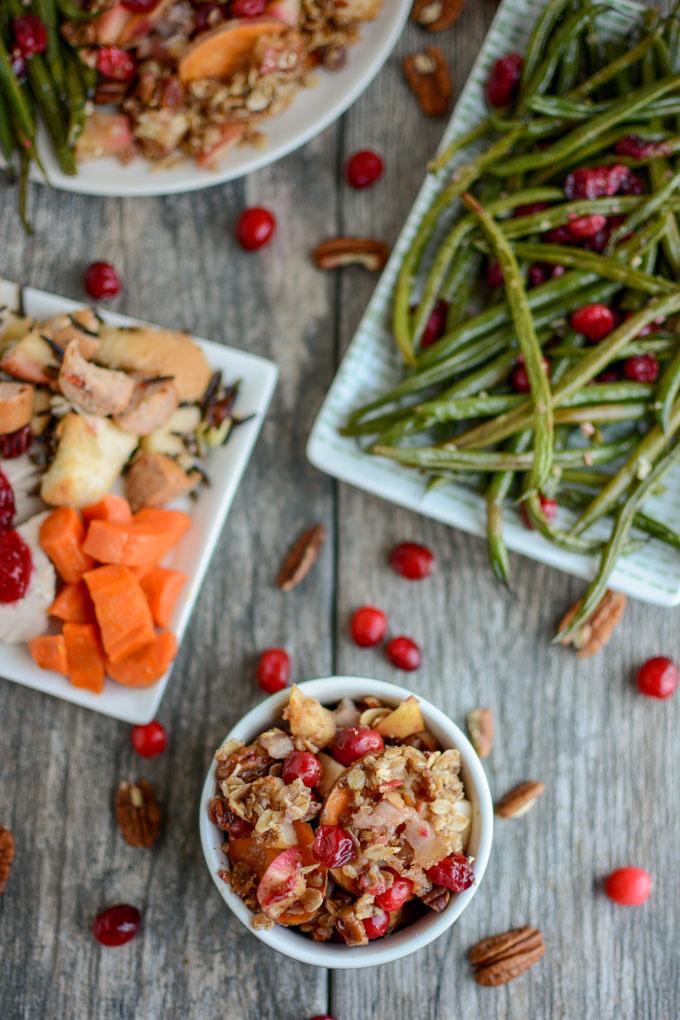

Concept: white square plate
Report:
left=307, top=0, right=680, bottom=607
left=0, top=279, right=277, bottom=722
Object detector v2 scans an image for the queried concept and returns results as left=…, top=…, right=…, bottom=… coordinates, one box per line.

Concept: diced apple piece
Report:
left=119, top=0, right=175, bottom=43
left=196, top=123, right=245, bottom=170
left=265, top=0, right=300, bottom=26
left=282, top=684, right=336, bottom=750
left=375, top=696, right=425, bottom=740
left=178, top=18, right=287, bottom=84
left=93, top=3, right=131, bottom=44
left=317, top=752, right=346, bottom=799
left=333, top=0, right=382, bottom=22
left=76, top=111, right=135, bottom=164
left=0, top=330, right=58, bottom=384
left=40, top=413, right=138, bottom=508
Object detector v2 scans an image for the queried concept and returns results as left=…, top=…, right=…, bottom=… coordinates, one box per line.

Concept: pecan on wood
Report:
left=412, top=0, right=466, bottom=32
left=470, top=925, right=545, bottom=986
left=495, top=780, right=545, bottom=819
left=0, top=827, right=16, bottom=895
left=312, top=238, right=389, bottom=271
left=467, top=707, right=494, bottom=758
left=277, top=523, right=326, bottom=592
left=115, top=780, right=162, bottom=848
left=558, top=589, right=626, bottom=658
left=403, top=47, right=452, bottom=117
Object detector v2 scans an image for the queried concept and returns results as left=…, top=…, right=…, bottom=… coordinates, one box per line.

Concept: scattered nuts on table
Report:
left=403, top=47, right=452, bottom=117
left=469, top=925, right=545, bottom=986
left=467, top=707, right=494, bottom=758
left=312, top=238, right=390, bottom=271
left=115, top=780, right=163, bottom=849
left=0, top=827, right=16, bottom=895
left=277, top=523, right=327, bottom=592
left=558, top=589, right=626, bottom=657
left=495, top=780, right=545, bottom=819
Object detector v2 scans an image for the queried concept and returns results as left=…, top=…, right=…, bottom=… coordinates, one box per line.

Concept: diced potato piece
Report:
left=282, top=685, right=336, bottom=750
left=40, top=412, right=138, bottom=508
left=375, top=696, right=425, bottom=740
left=96, top=325, right=211, bottom=402
left=317, top=752, right=346, bottom=799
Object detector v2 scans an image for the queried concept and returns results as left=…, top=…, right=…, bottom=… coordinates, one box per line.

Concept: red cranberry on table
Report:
left=282, top=750, right=321, bottom=787
left=0, top=530, right=33, bottom=604
left=389, top=542, right=434, bottom=581
left=331, top=726, right=384, bottom=765
left=131, top=720, right=167, bottom=757
left=570, top=303, right=616, bottom=342
left=485, top=52, right=523, bottom=107
left=363, top=907, right=390, bottom=940
left=231, top=0, right=266, bottom=16
left=385, top=635, right=421, bottom=671
left=623, top=354, right=659, bottom=383
left=97, top=47, right=137, bottom=82
left=604, top=867, right=652, bottom=906
left=426, top=853, right=475, bottom=892
left=375, top=874, right=413, bottom=911
left=418, top=299, right=448, bottom=348
left=345, top=149, right=384, bottom=189
left=350, top=605, right=386, bottom=647
left=92, top=904, right=142, bottom=946
left=84, top=261, right=122, bottom=300
left=256, top=647, right=290, bottom=693
left=13, top=15, right=47, bottom=59
left=636, top=656, right=679, bottom=699
left=0, top=470, right=16, bottom=530
left=312, top=824, right=356, bottom=868
left=236, top=207, right=276, bottom=250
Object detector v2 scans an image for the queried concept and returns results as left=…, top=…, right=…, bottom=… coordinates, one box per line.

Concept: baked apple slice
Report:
left=178, top=18, right=288, bottom=84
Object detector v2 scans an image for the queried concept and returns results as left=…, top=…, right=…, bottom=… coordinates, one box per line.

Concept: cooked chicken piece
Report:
left=124, top=450, right=200, bottom=511
left=114, top=378, right=180, bottom=435
left=0, top=309, right=32, bottom=344
left=59, top=339, right=135, bottom=417
left=43, top=308, right=102, bottom=360
left=40, top=412, right=138, bottom=507
left=96, top=325, right=211, bottom=402
left=0, top=329, right=58, bottom=385
left=0, top=512, right=56, bottom=644
left=334, top=0, right=382, bottom=21
left=0, top=382, right=34, bottom=435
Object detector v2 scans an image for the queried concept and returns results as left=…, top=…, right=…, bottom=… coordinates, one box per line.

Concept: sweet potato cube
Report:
left=49, top=582, right=96, bottom=624
left=84, top=564, right=155, bottom=664
left=82, top=494, right=132, bottom=524
left=139, top=567, right=187, bottom=628
left=106, top=630, right=178, bottom=687
left=63, top=622, right=106, bottom=693
left=28, top=634, right=69, bottom=677
left=39, top=507, right=94, bottom=583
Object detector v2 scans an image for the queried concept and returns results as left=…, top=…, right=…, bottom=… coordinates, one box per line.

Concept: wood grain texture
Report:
left=1, top=2, right=679, bottom=1019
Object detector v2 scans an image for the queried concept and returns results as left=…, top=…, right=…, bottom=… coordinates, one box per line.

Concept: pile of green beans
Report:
left=0, top=0, right=95, bottom=229
left=344, top=0, right=680, bottom=640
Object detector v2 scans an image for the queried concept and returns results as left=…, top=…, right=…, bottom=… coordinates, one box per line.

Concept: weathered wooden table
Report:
left=1, top=4, right=678, bottom=1018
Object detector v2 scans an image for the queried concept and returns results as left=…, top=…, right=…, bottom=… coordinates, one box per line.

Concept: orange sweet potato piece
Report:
left=28, top=634, right=69, bottom=677
left=106, top=630, right=178, bottom=687
left=84, top=565, right=155, bottom=664
left=49, top=582, right=96, bottom=624
left=39, top=507, right=95, bottom=584
left=178, top=18, right=286, bottom=83
left=82, top=509, right=191, bottom=567
left=139, top=567, right=187, bottom=628
left=63, top=622, right=106, bottom=693
left=82, top=494, right=132, bottom=524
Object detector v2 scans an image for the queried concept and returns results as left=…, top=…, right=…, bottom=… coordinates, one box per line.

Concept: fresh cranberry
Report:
left=636, top=656, right=679, bottom=699
left=0, top=471, right=16, bottom=530
left=0, top=530, right=32, bottom=604
left=567, top=214, right=607, bottom=240
left=485, top=52, right=523, bottom=107
left=570, top=303, right=616, bottom=342
left=515, top=201, right=549, bottom=217
left=256, top=647, right=290, bottom=693
left=528, top=264, right=547, bottom=288
left=419, top=299, right=448, bottom=348
left=615, top=135, right=669, bottom=160
left=312, top=824, right=356, bottom=868
left=563, top=164, right=630, bottom=200
left=131, top=720, right=167, bottom=757
left=13, top=15, right=47, bottom=59
left=0, top=424, right=32, bottom=459
left=363, top=908, right=390, bottom=939
left=93, top=904, right=141, bottom=946
left=389, top=541, right=434, bottom=580
left=604, top=867, right=652, bottom=906
left=231, top=0, right=266, bottom=15
left=309, top=1016, right=337, bottom=1020
left=122, top=0, right=160, bottom=9
left=520, top=494, right=558, bottom=530
left=597, top=367, right=621, bottom=383
left=375, top=874, right=413, bottom=911
left=385, top=636, right=421, bottom=671
left=193, top=2, right=226, bottom=32
left=486, top=259, right=503, bottom=288
left=331, top=726, right=384, bottom=765
left=426, top=853, right=475, bottom=892
left=550, top=265, right=566, bottom=279
left=282, top=750, right=321, bottom=787
left=84, top=261, right=121, bottom=300
left=350, top=605, right=387, bottom=647
left=580, top=228, right=609, bottom=253
left=236, top=207, right=276, bottom=250
left=345, top=149, right=384, bottom=189
left=511, top=361, right=530, bottom=392
left=625, top=312, right=664, bottom=338
left=544, top=225, right=573, bottom=245
left=623, top=354, right=659, bottom=383
left=97, top=46, right=137, bottom=82
left=620, top=172, right=645, bottom=195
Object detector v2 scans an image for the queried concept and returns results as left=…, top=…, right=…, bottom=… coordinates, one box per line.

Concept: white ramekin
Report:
left=199, top=676, right=493, bottom=969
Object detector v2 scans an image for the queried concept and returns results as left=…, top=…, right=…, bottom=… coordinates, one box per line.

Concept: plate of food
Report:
left=308, top=0, right=680, bottom=634
left=0, top=0, right=409, bottom=199
left=0, top=276, right=277, bottom=722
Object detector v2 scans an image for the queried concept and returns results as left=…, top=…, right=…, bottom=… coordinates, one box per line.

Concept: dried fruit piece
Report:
left=558, top=589, right=626, bottom=658
left=312, top=238, right=389, bottom=271
left=403, top=47, right=452, bottom=117
left=467, top=707, right=493, bottom=758
left=0, top=827, right=16, bottom=894
left=495, top=780, right=544, bottom=819
left=277, top=523, right=326, bottom=592
left=412, top=0, right=465, bottom=32
left=115, top=779, right=162, bottom=848
left=470, top=925, right=545, bottom=985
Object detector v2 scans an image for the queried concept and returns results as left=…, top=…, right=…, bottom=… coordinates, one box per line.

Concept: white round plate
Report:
left=32, top=3, right=410, bottom=197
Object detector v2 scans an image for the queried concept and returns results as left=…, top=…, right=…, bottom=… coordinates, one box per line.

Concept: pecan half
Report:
left=0, top=827, right=16, bottom=895
left=312, top=238, right=389, bottom=271
left=277, top=523, right=326, bottom=592
left=495, top=780, right=545, bottom=819
left=403, top=47, right=452, bottom=117
left=115, top=780, right=162, bottom=848
left=470, top=925, right=545, bottom=986
left=412, top=0, right=466, bottom=32
left=558, top=589, right=626, bottom=658
left=421, top=886, right=450, bottom=912
left=467, top=707, right=493, bottom=758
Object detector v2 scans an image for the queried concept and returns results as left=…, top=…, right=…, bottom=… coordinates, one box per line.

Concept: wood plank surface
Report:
left=1, top=2, right=678, bottom=1019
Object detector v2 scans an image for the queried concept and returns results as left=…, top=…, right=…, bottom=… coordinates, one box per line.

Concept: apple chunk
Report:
left=375, top=696, right=425, bottom=740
